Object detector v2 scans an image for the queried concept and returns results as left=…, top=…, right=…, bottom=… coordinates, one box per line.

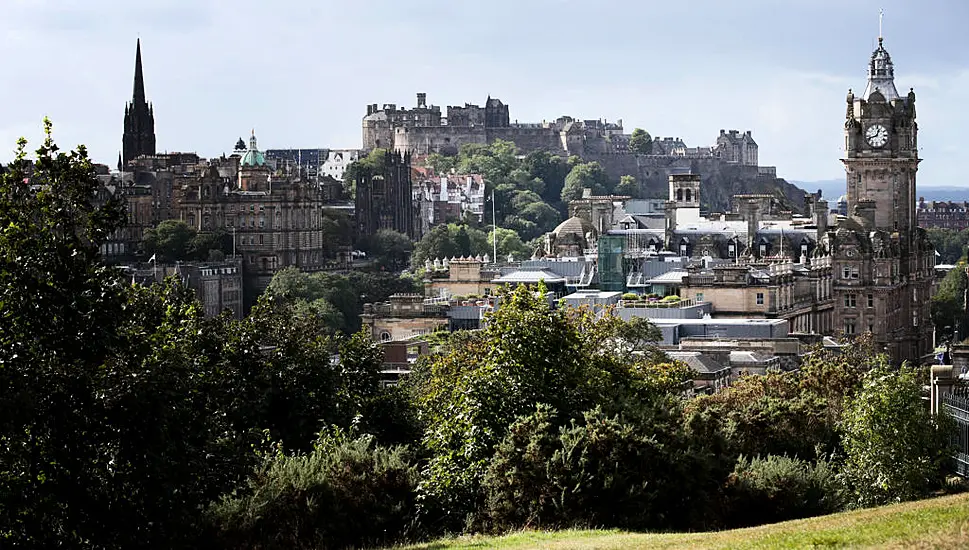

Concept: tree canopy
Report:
left=629, top=128, right=653, bottom=154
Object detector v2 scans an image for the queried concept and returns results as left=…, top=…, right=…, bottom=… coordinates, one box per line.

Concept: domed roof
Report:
left=240, top=130, right=266, bottom=167
left=863, top=38, right=899, bottom=101
left=553, top=216, right=593, bottom=240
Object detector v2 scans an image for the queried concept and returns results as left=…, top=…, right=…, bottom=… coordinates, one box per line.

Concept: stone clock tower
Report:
left=835, top=34, right=935, bottom=364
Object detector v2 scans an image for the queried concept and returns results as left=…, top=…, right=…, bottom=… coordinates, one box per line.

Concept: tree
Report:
left=489, top=228, right=531, bottom=261
left=629, top=128, right=653, bottom=154
left=412, top=284, right=693, bottom=531
left=321, top=208, right=353, bottom=259
left=615, top=174, right=642, bottom=198
left=561, top=161, right=610, bottom=203
left=931, top=265, right=968, bottom=344
left=410, top=223, right=489, bottom=269
left=840, top=363, right=953, bottom=506
left=365, top=229, right=414, bottom=271
left=342, top=148, right=388, bottom=200
left=144, top=219, right=195, bottom=261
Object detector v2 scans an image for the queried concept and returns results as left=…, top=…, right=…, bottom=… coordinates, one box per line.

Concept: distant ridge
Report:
left=793, top=179, right=969, bottom=203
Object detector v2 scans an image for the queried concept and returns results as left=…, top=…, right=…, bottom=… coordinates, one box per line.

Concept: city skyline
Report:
left=2, top=0, right=967, bottom=185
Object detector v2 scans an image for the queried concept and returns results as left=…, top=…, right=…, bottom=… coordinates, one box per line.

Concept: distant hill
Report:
left=793, top=179, right=969, bottom=203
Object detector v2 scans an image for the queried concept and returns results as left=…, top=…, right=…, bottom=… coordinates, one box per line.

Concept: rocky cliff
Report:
left=587, top=153, right=808, bottom=214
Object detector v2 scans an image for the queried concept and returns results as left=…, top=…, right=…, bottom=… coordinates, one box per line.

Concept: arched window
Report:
left=685, top=188, right=692, bottom=203
left=676, top=188, right=683, bottom=201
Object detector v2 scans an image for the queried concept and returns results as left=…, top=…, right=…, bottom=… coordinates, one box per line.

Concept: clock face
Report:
left=866, top=124, right=889, bottom=147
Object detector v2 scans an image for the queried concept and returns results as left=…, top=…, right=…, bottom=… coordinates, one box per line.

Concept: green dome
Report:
left=240, top=130, right=266, bottom=167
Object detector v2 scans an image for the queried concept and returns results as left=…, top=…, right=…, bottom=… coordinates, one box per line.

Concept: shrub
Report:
left=482, top=405, right=714, bottom=532
left=722, top=455, right=844, bottom=527
left=621, top=292, right=640, bottom=300
left=840, top=364, right=953, bottom=507
left=206, top=431, right=419, bottom=550
left=661, top=295, right=681, bottom=302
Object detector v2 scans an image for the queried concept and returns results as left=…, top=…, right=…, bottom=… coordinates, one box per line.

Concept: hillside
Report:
left=398, top=492, right=969, bottom=549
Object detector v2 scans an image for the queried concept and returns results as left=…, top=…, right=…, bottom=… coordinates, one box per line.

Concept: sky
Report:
left=1, top=0, right=968, bottom=185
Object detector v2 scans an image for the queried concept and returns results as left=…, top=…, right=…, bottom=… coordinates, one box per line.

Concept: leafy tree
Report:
left=411, top=284, right=690, bottom=531
left=425, top=152, right=458, bottom=175
left=207, top=430, right=419, bottom=550
left=629, top=128, right=653, bottom=154
left=321, top=207, right=353, bottom=259
left=342, top=148, right=388, bottom=199
left=926, top=228, right=969, bottom=264
left=144, top=219, right=195, bottom=261
left=561, top=161, right=610, bottom=203
left=615, top=174, right=643, bottom=198
left=364, top=229, right=414, bottom=271
left=410, top=223, right=489, bottom=269
left=489, top=227, right=531, bottom=261
left=188, top=228, right=233, bottom=260
left=840, top=363, right=953, bottom=506
left=931, top=265, right=968, bottom=344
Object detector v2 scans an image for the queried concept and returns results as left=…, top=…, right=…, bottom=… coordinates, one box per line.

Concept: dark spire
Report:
left=133, top=38, right=146, bottom=106
left=122, top=38, right=156, bottom=166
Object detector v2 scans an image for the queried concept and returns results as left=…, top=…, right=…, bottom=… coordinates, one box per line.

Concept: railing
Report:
left=620, top=298, right=699, bottom=309
left=942, top=392, right=969, bottom=478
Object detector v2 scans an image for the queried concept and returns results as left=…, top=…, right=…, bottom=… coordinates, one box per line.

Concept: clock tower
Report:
left=835, top=32, right=935, bottom=365
left=842, top=36, right=919, bottom=235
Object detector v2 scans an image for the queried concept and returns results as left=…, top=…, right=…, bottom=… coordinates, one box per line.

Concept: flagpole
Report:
left=492, top=190, right=498, bottom=263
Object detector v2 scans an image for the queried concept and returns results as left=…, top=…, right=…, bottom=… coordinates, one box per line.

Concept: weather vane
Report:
left=879, top=8, right=884, bottom=41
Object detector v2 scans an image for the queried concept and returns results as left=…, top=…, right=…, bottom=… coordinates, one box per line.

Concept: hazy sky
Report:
left=2, top=0, right=967, bottom=185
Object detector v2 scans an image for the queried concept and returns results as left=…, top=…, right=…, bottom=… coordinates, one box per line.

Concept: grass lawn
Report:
left=398, top=492, right=969, bottom=549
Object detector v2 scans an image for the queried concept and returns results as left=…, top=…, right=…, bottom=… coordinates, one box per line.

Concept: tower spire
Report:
left=133, top=38, right=146, bottom=105
left=878, top=8, right=884, bottom=43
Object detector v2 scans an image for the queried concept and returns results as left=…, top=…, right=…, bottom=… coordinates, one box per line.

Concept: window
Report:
left=759, top=244, right=767, bottom=257
left=696, top=293, right=704, bottom=302
left=913, top=312, right=919, bottom=327
left=868, top=323, right=874, bottom=333
left=867, top=294, right=874, bottom=308
left=843, top=319, right=857, bottom=335
left=844, top=294, right=856, bottom=308
left=842, top=265, right=859, bottom=279
left=756, top=292, right=764, bottom=305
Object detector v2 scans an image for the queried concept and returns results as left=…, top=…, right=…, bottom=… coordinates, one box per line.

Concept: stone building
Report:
left=354, top=150, right=417, bottom=240
left=121, top=39, right=156, bottom=168
left=835, top=35, right=935, bottom=363
left=714, top=130, right=758, bottom=166
left=415, top=174, right=486, bottom=236
left=917, top=198, right=969, bottom=230
left=174, top=132, right=326, bottom=297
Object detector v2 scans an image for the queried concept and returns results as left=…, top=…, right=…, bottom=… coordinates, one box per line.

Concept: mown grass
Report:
left=397, top=492, right=969, bottom=549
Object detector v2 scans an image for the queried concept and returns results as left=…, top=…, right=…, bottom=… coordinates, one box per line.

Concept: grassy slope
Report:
left=399, top=492, right=969, bottom=549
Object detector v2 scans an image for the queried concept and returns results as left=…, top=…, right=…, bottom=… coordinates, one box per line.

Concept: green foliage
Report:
left=342, top=148, right=388, bottom=199
left=363, top=228, right=414, bottom=271
left=320, top=207, right=353, bottom=259
left=207, top=431, right=419, bottom=550
left=931, top=265, right=967, bottom=344
left=411, top=284, right=696, bottom=532
left=629, top=128, right=653, bottom=154
left=722, top=455, right=844, bottom=528
left=482, top=404, right=714, bottom=532
left=265, top=267, right=419, bottom=333
left=489, top=227, right=531, bottom=261
left=561, top=161, right=611, bottom=203
left=926, top=227, right=969, bottom=264
left=840, top=363, right=953, bottom=507
left=411, top=223, right=489, bottom=268
left=420, top=142, right=567, bottom=245
left=686, top=337, right=881, bottom=462
left=615, top=174, right=642, bottom=198
left=143, top=219, right=232, bottom=262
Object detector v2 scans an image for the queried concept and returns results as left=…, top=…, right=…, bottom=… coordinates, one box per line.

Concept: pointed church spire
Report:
left=133, top=38, right=146, bottom=106
left=122, top=38, right=156, bottom=165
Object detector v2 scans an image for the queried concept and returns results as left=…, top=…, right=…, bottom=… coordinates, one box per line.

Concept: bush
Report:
left=482, top=404, right=714, bottom=532
left=840, top=364, right=953, bottom=507
left=621, top=292, right=640, bottom=300
left=722, top=455, right=844, bottom=527
left=206, top=431, right=419, bottom=550
left=661, top=295, right=681, bottom=302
